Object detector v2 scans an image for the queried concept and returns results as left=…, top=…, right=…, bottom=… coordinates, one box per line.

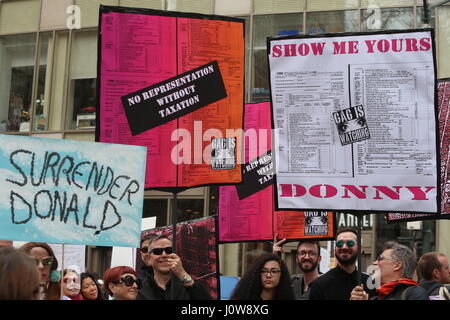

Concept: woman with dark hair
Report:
left=19, top=242, right=61, bottom=300
left=62, top=269, right=83, bottom=300
left=0, top=247, right=40, bottom=300
left=80, top=272, right=104, bottom=300
left=230, top=253, right=295, bottom=300
left=103, top=266, right=141, bottom=300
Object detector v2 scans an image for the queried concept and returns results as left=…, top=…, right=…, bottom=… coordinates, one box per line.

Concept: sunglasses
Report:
left=336, top=240, right=355, bottom=248
left=117, top=275, right=142, bottom=289
left=34, top=256, right=54, bottom=267
left=140, top=247, right=149, bottom=254
left=150, top=247, right=173, bottom=255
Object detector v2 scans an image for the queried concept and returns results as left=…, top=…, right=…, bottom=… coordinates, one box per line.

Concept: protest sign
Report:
left=219, top=102, right=335, bottom=242
left=97, top=6, right=245, bottom=189
left=141, top=216, right=219, bottom=299
left=268, top=29, right=439, bottom=214
left=387, top=79, right=450, bottom=222
left=0, top=135, right=146, bottom=247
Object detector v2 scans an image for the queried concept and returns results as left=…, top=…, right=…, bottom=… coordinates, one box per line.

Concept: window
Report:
left=0, top=33, right=36, bottom=132
left=171, top=199, right=205, bottom=224
left=306, top=10, right=359, bottom=34
left=375, top=215, right=436, bottom=258
left=251, top=13, right=303, bottom=102
left=142, top=199, right=169, bottom=228
left=361, top=7, right=414, bottom=31
left=34, top=32, right=53, bottom=131
left=67, top=30, right=97, bottom=130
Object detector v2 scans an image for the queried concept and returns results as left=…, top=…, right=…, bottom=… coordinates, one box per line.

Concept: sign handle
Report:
left=171, top=192, right=178, bottom=300
left=357, top=214, right=363, bottom=286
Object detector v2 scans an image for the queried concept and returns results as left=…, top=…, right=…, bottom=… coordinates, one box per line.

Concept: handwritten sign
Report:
left=0, top=135, right=146, bottom=247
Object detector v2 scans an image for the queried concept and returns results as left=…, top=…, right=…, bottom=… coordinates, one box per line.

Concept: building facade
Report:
left=1, top=0, right=449, bottom=278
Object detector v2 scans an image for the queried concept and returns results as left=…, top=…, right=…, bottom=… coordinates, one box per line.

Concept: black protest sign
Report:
left=333, top=105, right=370, bottom=146
left=235, top=150, right=274, bottom=200
left=121, top=61, right=227, bottom=136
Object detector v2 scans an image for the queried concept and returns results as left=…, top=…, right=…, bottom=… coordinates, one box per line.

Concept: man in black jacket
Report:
left=309, top=227, right=374, bottom=300
left=417, top=252, right=450, bottom=300
left=351, top=241, right=428, bottom=300
left=137, top=235, right=212, bottom=300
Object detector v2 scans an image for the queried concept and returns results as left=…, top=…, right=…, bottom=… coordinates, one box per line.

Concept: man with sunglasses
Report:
left=137, top=235, right=212, bottom=300
left=137, top=234, right=155, bottom=281
left=309, top=227, right=374, bottom=300
left=350, top=241, right=428, bottom=300
left=273, top=234, right=322, bottom=299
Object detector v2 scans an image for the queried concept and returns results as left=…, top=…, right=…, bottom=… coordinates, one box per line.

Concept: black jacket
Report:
left=372, top=282, right=429, bottom=300
left=419, top=280, right=445, bottom=299
left=308, top=266, right=375, bottom=300
left=137, top=273, right=213, bottom=300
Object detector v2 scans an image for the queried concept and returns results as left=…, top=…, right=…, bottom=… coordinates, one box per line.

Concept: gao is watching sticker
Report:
left=333, top=105, right=370, bottom=146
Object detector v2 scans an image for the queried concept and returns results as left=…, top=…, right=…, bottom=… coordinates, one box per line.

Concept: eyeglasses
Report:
left=117, top=275, right=142, bottom=289
left=377, top=254, right=396, bottom=262
left=34, top=256, right=54, bottom=267
left=140, top=247, right=149, bottom=254
left=150, top=247, right=173, bottom=255
left=336, top=240, right=355, bottom=248
left=260, top=268, right=281, bottom=276
left=297, top=250, right=318, bottom=257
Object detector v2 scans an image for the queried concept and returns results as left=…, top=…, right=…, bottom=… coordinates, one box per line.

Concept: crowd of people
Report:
left=1, top=227, right=449, bottom=300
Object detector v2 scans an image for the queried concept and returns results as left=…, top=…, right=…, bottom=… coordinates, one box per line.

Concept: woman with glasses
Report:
left=103, top=266, right=141, bottom=300
left=19, top=242, right=61, bottom=300
left=230, top=253, right=295, bottom=300
left=80, top=272, right=104, bottom=300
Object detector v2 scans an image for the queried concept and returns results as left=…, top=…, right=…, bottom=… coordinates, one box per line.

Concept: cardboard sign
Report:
left=269, top=29, right=439, bottom=214
left=121, top=61, right=227, bottom=136
left=0, top=135, right=146, bottom=247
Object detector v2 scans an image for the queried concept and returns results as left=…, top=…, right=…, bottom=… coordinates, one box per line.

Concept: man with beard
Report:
left=308, top=227, right=373, bottom=300
left=273, top=236, right=321, bottom=299
left=137, top=235, right=212, bottom=300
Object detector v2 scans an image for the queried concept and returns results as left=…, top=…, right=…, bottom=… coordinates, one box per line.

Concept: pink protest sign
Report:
left=219, top=102, right=336, bottom=242
left=97, top=6, right=244, bottom=189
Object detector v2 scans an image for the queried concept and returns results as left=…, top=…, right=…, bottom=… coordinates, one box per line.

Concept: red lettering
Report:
left=280, top=184, right=292, bottom=197
left=405, top=186, right=435, bottom=200
left=311, top=42, right=326, bottom=55
left=365, top=40, right=376, bottom=53
left=405, top=38, right=419, bottom=52
left=294, top=184, right=307, bottom=197
left=373, top=186, right=402, bottom=200
left=348, top=41, right=359, bottom=54
left=419, top=37, right=431, bottom=51
left=309, top=184, right=338, bottom=198
left=298, top=43, right=310, bottom=56
left=333, top=41, right=347, bottom=55
left=391, top=39, right=404, bottom=52
left=279, top=184, right=307, bottom=197
left=284, top=44, right=297, bottom=56
left=377, top=39, right=390, bottom=53
left=341, top=185, right=368, bottom=199
left=272, top=44, right=282, bottom=57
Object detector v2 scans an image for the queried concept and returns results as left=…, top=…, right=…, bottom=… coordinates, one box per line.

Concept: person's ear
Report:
left=318, top=255, right=322, bottom=264
left=108, top=283, right=116, bottom=296
left=393, top=261, right=402, bottom=273
left=432, top=268, right=441, bottom=281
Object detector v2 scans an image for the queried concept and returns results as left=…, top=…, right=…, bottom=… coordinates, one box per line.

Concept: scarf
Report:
left=377, top=278, right=418, bottom=299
